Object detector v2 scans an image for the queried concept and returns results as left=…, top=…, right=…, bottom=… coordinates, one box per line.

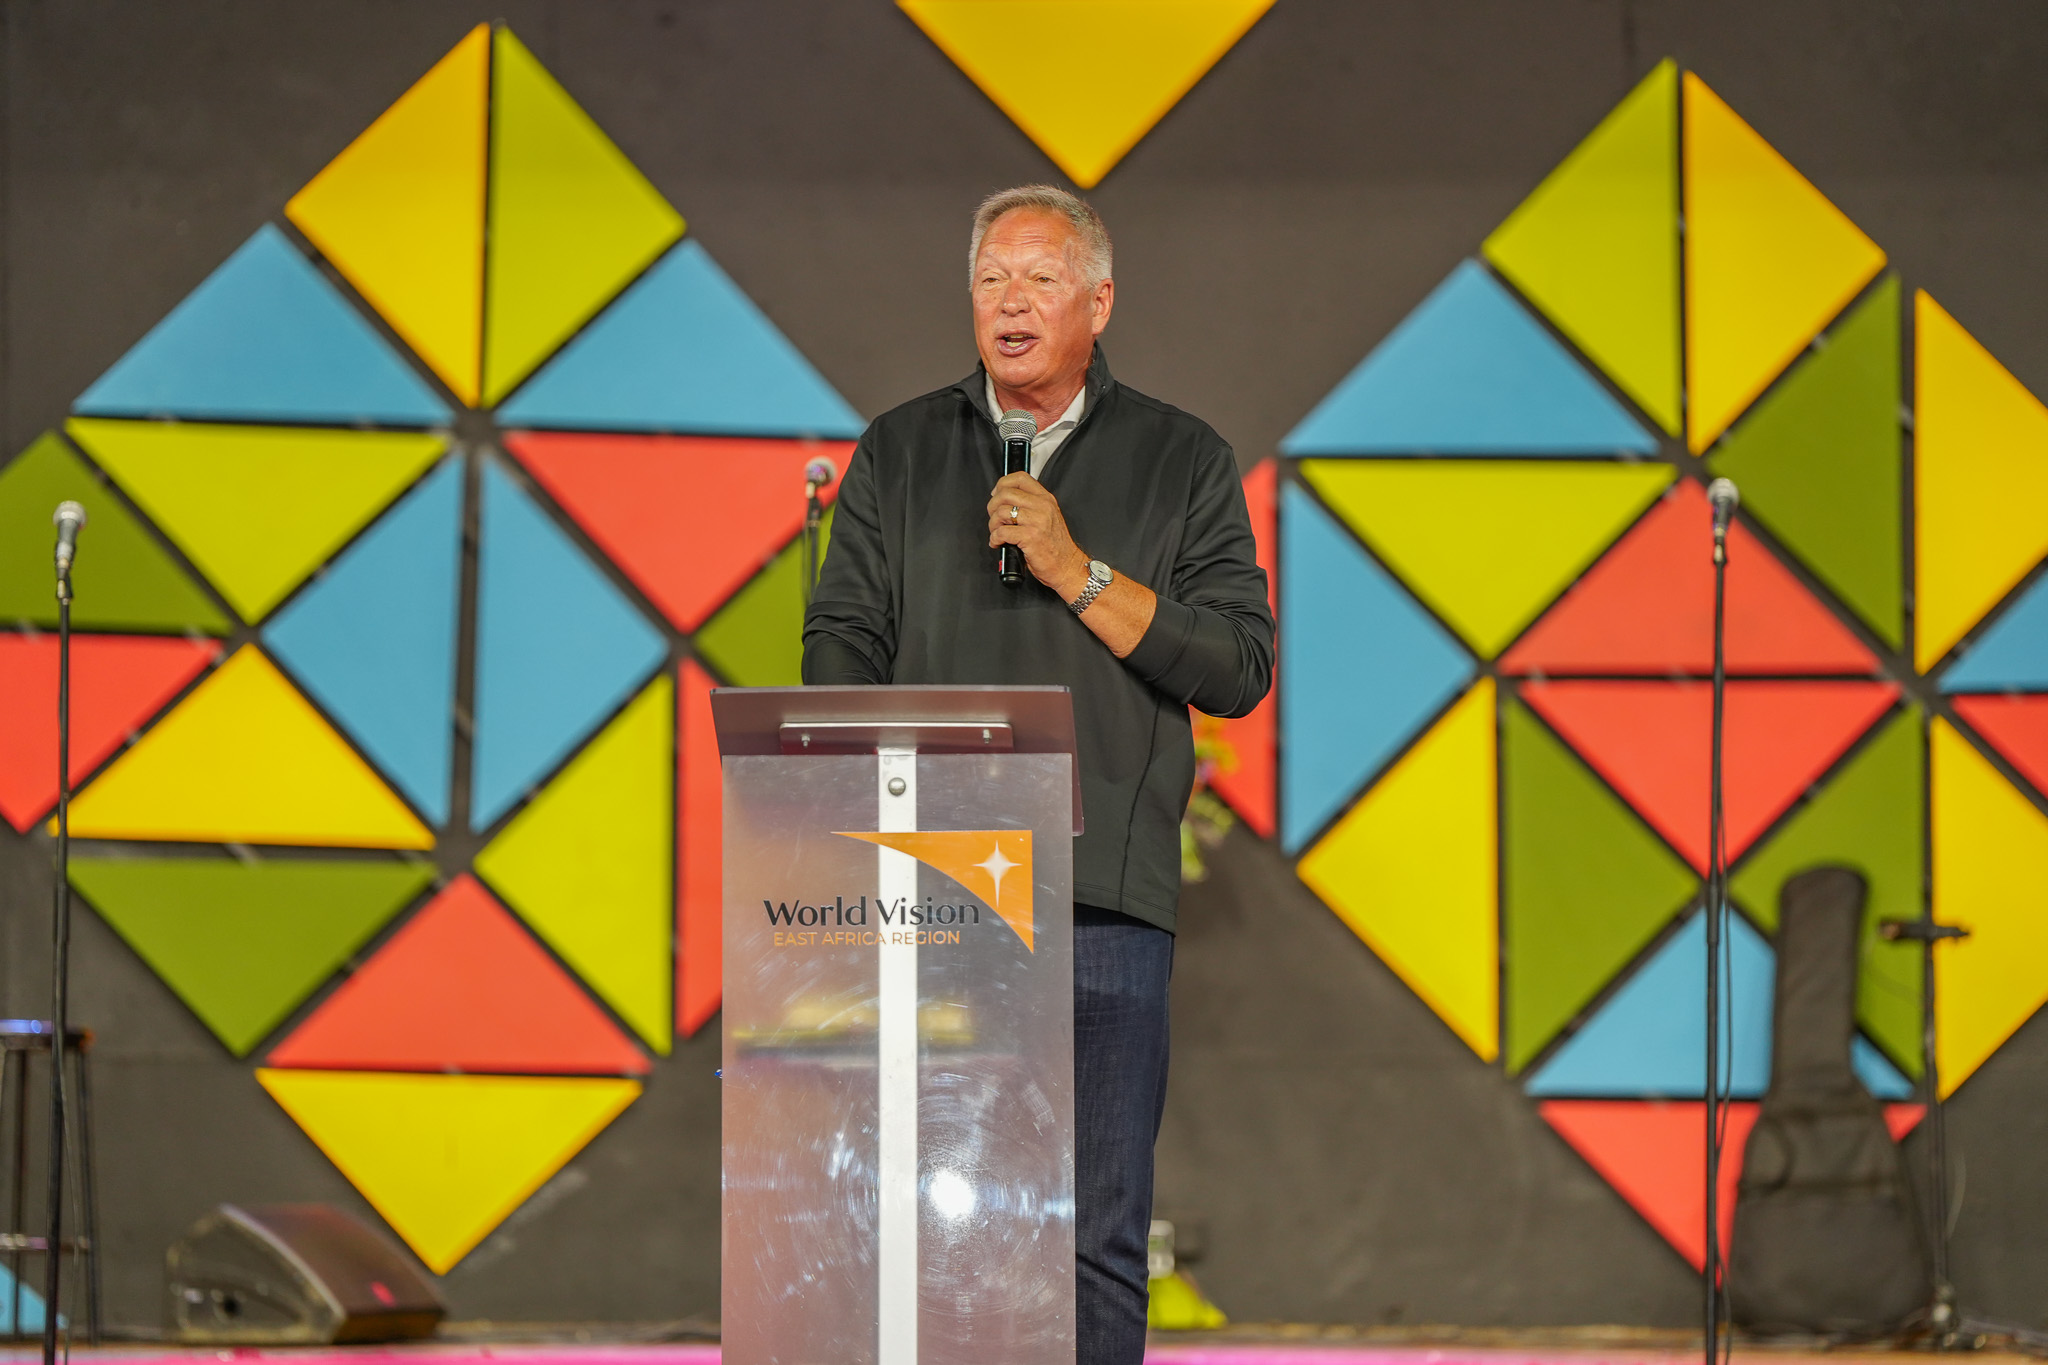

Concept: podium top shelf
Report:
left=710, top=685, right=1082, bottom=829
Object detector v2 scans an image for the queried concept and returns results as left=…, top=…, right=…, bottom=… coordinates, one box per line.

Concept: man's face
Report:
left=972, top=209, right=1113, bottom=400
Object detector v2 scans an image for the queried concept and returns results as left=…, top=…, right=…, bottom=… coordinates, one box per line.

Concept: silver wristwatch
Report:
left=1068, top=558, right=1113, bottom=614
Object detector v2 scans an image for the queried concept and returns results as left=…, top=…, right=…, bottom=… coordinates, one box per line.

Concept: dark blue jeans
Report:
left=1073, top=906, right=1175, bottom=1365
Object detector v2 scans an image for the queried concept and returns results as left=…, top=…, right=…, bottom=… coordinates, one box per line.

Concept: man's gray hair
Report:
left=968, top=184, right=1114, bottom=290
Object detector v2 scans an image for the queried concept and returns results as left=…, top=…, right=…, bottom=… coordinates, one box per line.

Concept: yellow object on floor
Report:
left=1148, top=1269, right=1228, bottom=1331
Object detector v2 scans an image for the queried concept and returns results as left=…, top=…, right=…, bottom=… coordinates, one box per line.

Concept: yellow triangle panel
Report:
left=1300, top=459, right=1672, bottom=658
left=1484, top=60, right=1681, bottom=435
left=475, top=674, right=673, bottom=1052
left=1913, top=291, right=2048, bottom=672
left=257, top=1069, right=639, bottom=1272
left=286, top=24, right=488, bottom=404
left=1682, top=72, right=1885, bottom=453
left=898, top=0, right=1274, bottom=189
left=483, top=27, right=686, bottom=405
left=67, top=646, right=432, bottom=849
left=1931, top=719, right=2048, bottom=1097
left=67, top=419, right=446, bottom=623
left=1298, top=679, right=1498, bottom=1060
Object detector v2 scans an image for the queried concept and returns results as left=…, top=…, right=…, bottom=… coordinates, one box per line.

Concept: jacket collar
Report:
left=954, top=344, right=1116, bottom=428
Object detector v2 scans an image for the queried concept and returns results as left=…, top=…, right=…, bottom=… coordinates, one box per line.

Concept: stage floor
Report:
left=0, top=1342, right=2031, bottom=1365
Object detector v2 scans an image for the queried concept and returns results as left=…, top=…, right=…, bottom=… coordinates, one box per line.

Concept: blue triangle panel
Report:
left=497, top=239, right=864, bottom=439
left=1279, top=482, right=1475, bottom=852
left=0, top=1262, right=53, bottom=1334
left=1280, top=260, right=1658, bottom=456
left=1942, top=570, right=2048, bottom=692
left=470, top=460, right=667, bottom=829
left=73, top=225, right=449, bottom=426
left=264, top=458, right=464, bottom=823
left=1524, top=910, right=1916, bottom=1100
left=1525, top=909, right=1773, bottom=1098
left=1853, top=1036, right=1916, bottom=1100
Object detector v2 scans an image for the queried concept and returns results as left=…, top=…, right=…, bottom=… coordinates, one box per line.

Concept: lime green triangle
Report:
left=1709, top=278, right=1902, bottom=646
left=67, top=420, right=446, bottom=623
left=1732, top=706, right=1923, bottom=1075
left=483, top=26, right=685, bottom=405
left=474, top=674, right=673, bottom=1052
left=695, top=508, right=832, bottom=686
left=1503, top=698, right=1698, bottom=1072
left=1484, top=60, right=1680, bottom=435
left=71, top=856, right=432, bottom=1055
left=0, top=433, right=229, bottom=633
left=1299, top=460, right=1672, bottom=657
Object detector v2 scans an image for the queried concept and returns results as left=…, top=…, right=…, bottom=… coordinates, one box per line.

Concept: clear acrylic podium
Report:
left=714, top=685, right=1081, bottom=1365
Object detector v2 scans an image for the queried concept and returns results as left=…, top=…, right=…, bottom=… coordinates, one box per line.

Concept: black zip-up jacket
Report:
left=802, top=348, right=1274, bottom=931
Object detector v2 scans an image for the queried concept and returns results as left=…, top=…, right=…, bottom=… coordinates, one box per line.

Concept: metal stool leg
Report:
left=7, top=1050, right=23, bottom=1343
left=72, top=1051, right=99, bottom=1345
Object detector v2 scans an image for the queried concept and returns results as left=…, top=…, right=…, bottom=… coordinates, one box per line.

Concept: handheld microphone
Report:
left=52, top=501, right=86, bottom=580
left=1707, top=478, right=1739, bottom=563
left=996, top=409, right=1036, bottom=585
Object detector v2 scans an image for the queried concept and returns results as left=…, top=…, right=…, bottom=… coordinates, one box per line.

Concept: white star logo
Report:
left=975, top=842, right=1019, bottom=907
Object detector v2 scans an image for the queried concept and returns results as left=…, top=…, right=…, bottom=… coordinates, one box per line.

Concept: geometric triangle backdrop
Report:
left=1, top=22, right=862, bottom=1273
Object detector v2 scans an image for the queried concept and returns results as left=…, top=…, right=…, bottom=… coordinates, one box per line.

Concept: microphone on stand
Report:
left=997, top=409, right=1036, bottom=585
left=804, top=456, right=838, bottom=500
left=800, top=458, right=837, bottom=608
left=1708, top=477, right=1739, bottom=565
left=1702, top=472, right=1740, bottom=1365
left=53, top=501, right=86, bottom=583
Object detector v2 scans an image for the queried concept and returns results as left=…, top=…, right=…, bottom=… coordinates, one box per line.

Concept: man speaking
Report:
left=803, top=185, right=1274, bottom=1365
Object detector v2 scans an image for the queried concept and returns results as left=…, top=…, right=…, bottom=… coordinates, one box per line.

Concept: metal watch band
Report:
left=1069, top=564, right=1109, bottom=615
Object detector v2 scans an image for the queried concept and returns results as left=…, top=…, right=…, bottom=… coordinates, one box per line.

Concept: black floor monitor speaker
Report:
left=167, top=1203, right=445, bottom=1344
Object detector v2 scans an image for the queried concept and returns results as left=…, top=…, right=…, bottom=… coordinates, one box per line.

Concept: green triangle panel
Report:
left=0, top=433, right=229, bottom=633
left=1731, top=706, right=1924, bottom=1074
left=70, top=856, right=434, bottom=1056
left=1483, top=59, right=1681, bottom=435
left=1503, top=697, right=1698, bottom=1073
left=1709, top=277, right=1904, bottom=646
left=694, top=508, right=831, bottom=686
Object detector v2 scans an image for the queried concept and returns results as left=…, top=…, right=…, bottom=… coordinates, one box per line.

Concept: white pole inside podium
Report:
left=875, top=745, right=918, bottom=1365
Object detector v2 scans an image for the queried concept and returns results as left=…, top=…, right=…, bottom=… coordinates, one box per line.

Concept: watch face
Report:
left=1089, top=559, right=1112, bottom=584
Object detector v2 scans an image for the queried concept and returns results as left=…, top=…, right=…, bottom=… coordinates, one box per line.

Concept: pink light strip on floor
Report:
left=0, top=1348, right=1703, bottom=1365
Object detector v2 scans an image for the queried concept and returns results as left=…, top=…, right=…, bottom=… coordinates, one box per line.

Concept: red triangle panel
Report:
left=504, top=431, right=851, bottom=632
left=677, top=658, right=722, bottom=1037
left=1502, top=480, right=1877, bottom=676
left=1207, top=697, right=1275, bottom=841
left=1885, top=1104, right=1926, bottom=1141
left=1541, top=1099, right=1755, bottom=1270
left=0, top=634, right=219, bottom=832
left=1953, top=695, right=2048, bottom=800
left=1541, top=1100, right=1923, bottom=1270
left=1207, top=459, right=1277, bottom=838
left=266, top=873, right=648, bottom=1074
left=1520, top=680, right=1899, bottom=872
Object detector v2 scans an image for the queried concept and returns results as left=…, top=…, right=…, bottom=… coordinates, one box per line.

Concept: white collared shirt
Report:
left=986, top=376, right=1086, bottom=479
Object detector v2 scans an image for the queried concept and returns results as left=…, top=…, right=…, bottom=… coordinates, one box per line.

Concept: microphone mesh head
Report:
left=1707, top=477, right=1740, bottom=511
left=53, top=500, right=86, bottom=528
left=997, top=409, right=1038, bottom=444
left=804, top=456, right=838, bottom=487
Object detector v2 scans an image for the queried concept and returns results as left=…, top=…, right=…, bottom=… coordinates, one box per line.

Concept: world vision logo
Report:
left=838, top=830, right=1035, bottom=951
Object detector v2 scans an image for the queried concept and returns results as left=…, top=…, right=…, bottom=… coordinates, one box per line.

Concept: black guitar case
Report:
left=1728, top=865, right=1929, bottom=1335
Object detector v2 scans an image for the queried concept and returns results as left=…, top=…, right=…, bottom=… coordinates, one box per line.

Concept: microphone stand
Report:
left=1704, top=497, right=1732, bottom=1365
left=42, top=530, right=76, bottom=1365
left=801, top=475, right=825, bottom=609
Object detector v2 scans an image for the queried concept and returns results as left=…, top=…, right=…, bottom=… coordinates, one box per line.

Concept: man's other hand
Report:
left=988, top=471, right=1090, bottom=600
